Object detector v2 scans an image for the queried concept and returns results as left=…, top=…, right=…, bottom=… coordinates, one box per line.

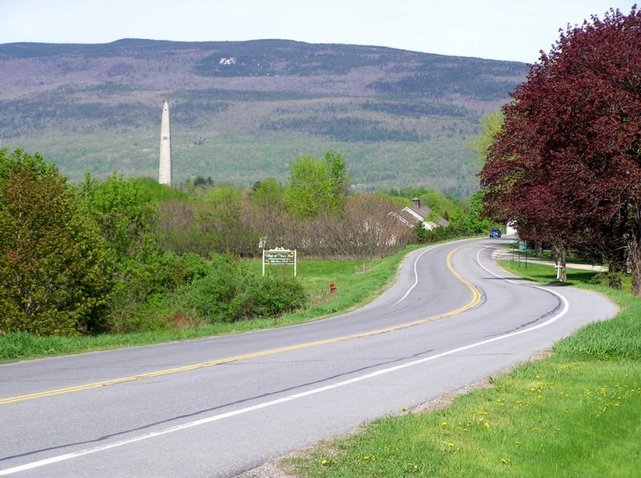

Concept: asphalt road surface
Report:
left=0, top=238, right=618, bottom=477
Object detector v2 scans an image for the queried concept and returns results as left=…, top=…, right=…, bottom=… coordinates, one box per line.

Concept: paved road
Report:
left=0, top=238, right=618, bottom=477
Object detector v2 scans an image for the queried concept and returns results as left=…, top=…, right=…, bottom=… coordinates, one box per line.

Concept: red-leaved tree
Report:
left=481, top=6, right=641, bottom=291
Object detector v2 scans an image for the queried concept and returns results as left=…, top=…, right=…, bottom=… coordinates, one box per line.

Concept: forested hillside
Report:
left=0, top=39, right=527, bottom=195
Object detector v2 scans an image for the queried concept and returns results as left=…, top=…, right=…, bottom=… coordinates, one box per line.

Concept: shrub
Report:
left=0, top=149, right=112, bottom=335
left=414, top=222, right=455, bottom=244
left=98, top=248, right=307, bottom=332
left=183, top=255, right=243, bottom=322
left=590, top=271, right=624, bottom=290
left=106, top=252, right=210, bottom=332
left=176, top=254, right=307, bottom=323
left=238, top=274, right=307, bottom=319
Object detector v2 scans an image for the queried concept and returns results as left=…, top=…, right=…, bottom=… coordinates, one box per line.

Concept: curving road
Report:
left=0, top=238, right=618, bottom=477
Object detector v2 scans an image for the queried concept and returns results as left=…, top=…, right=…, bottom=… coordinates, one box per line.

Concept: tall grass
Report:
left=499, top=261, right=641, bottom=361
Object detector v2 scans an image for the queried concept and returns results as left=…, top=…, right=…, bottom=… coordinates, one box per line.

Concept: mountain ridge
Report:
left=0, top=38, right=527, bottom=195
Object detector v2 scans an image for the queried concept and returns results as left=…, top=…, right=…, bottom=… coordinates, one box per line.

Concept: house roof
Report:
left=390, top=203, right=448, bottom=230
left=402, top=205, right=431, bottom=222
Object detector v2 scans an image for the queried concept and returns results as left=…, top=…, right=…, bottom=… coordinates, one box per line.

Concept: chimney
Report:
left=412, top=197, right=420, bottom=209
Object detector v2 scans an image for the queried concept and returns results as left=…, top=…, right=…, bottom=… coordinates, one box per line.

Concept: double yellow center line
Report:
left=1, top=246, right=481, bottom=406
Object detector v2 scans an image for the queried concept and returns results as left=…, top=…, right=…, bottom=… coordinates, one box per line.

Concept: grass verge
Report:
left=0, top=246, right=421, bottom=362
left=286, top=261, right=641, bottom=477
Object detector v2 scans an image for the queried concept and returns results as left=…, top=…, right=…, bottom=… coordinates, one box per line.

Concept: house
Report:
left=389, top=197, right=449, bottom=231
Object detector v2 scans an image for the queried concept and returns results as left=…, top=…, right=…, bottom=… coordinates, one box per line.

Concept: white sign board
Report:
left=518, top=240, right=528, bottom=253
left=262, top=247, right=297, bottom=276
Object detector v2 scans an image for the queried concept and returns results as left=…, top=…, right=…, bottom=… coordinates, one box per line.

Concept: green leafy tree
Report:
left=461, top=190, right=494, bottom=233
left=470, top=110, right=504, bottom=170
left=323, top=150, right=349, bottom=201
left=286, top=151, right=349, bottom=218
left=0, top=149, right=112, bottom=335
left=251, top=177, right=286, bottom=212
left=286, top=156, right=333, bottom=218
left=133, top=177, right=188, bottom=203
left=80, top=174, right=153, bottom=258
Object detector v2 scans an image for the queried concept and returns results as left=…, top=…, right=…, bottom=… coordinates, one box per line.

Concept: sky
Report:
left=0, top=0, right=636, bottom=63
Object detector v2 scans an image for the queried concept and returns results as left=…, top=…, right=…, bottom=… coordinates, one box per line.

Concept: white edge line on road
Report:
left=0, top=245, right=569, bottom=476
left=393, top=246, right=431, bottom=305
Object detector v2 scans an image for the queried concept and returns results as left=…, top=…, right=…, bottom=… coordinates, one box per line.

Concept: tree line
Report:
left=0, top=148, right=489, bottom=337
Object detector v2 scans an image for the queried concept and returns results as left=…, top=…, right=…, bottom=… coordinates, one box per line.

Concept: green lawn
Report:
left=0, top=246, right=420, bottom=362
left=287, top=261, right=641, bottom=478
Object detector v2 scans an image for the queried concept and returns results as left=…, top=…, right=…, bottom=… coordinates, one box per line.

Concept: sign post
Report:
left=512, top=240, right=529, bottom=267
left=518, top=240, right=527, bottom=253
left=262, top=247, right=297, bottom=277
left=518, top=240, right=528, bottom=268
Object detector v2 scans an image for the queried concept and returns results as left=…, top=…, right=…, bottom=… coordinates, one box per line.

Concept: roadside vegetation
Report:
left=287, top=261, right=641, bottom=478
left=0, top=253, right=410, bottom=361
left=0, top=147, right=492, bottom=361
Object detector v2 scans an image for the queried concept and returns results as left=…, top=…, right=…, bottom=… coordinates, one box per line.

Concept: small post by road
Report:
left=518, top=240, right=528, bottom=268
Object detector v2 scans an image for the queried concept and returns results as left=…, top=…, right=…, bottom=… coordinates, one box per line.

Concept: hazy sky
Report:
left=0, top=0, right=635, bottom=62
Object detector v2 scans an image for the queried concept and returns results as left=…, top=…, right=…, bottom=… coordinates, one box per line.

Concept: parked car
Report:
left=489, top=228, right=502, bottom=238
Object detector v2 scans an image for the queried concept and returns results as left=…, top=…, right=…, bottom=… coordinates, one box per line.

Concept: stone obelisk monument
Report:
left=158, top=101, right=172, bottom=186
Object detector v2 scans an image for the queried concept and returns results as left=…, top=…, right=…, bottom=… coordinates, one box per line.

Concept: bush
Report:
left=414, top=222, right=458, bottom=244
left=182, top=255, right=243, bottom=322
left=106, top=252, right=210, bottom=333
left=96, top=248, right=307, bottom=332
left=590, top=271, right=624, bottom=290
left=176, top=254, right=307, bottom=323
left=237, top=274, right=307, bottom=319
left=0, top=149, right=112, bottom=335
